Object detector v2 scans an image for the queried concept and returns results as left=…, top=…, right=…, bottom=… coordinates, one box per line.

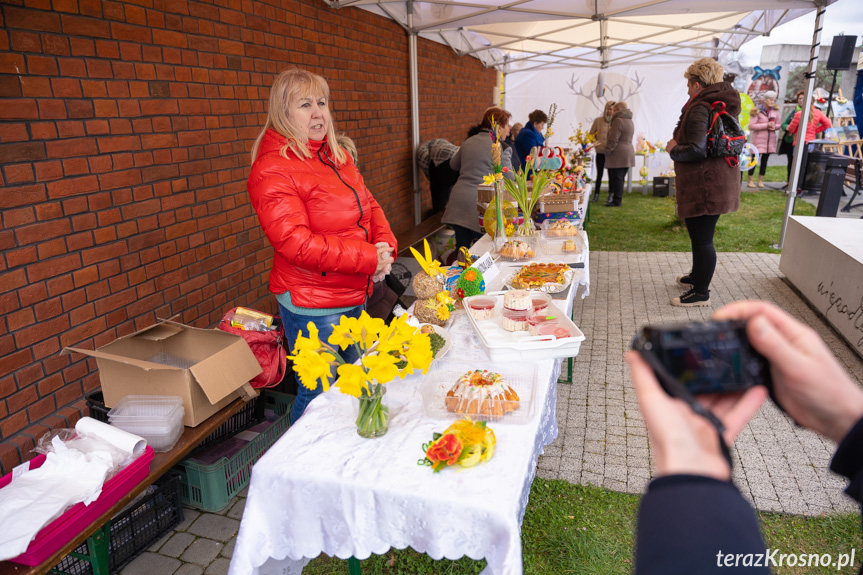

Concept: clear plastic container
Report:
left=501, top=304, right=534, bottom=332
left=108, top=396, right=184, bottom=425
left=108, top=395, right=185, bottom=452
left=529, top=293, right=552, bottom=313
left=466, top=296, right=497, bottom=320
left=527, top=312, right=560, bottom=336
left=496, top=237, right=537, bottom=261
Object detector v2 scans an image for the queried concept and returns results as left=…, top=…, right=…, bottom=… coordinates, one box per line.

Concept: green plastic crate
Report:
left=173, top=390, right=293, bottom=512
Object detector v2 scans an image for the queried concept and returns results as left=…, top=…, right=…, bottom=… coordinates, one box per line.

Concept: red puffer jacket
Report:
left=247, top=129, right=397, bottom=308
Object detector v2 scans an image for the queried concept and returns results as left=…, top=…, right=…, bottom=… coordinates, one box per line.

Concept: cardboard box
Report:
left=65, top=322, right=263, bottom=427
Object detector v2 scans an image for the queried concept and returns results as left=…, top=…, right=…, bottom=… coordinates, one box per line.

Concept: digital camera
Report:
left=631, top=320, right=772, bottom=396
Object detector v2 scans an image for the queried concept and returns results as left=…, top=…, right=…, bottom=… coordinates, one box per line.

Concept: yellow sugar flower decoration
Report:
left=436, top=305, right=450, bottom=322
left=335, top=363, right=369, bottom=398
left=408, top=238, right=444, bottom=277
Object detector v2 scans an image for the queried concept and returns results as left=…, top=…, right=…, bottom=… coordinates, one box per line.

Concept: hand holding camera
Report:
left=629, top=301, right=863, bottom=480
left=714, top=300, right=863, bottom=443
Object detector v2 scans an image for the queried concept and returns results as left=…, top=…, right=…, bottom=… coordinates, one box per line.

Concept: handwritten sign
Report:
left=471, top=251, right=499, bottom=283
left=816, top=281, right=863, bottom=349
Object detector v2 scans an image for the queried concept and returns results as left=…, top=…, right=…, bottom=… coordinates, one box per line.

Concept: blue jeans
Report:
left=278, top=302, right=363, bottom=424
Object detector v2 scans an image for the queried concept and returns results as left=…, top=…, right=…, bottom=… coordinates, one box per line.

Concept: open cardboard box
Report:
left=64, top=321, right=263, bottom=427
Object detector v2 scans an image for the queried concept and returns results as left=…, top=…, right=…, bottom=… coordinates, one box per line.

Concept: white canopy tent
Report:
left=325, top=0, right=835, bottom=244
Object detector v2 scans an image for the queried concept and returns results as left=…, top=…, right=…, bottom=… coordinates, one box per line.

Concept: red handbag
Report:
left=217, top=307, right=287, bottom=389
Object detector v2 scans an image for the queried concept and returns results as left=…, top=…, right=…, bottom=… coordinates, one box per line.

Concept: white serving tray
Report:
left=420, top=360, right=537, bottom=424
left=462, top=294, right=586, bottom=361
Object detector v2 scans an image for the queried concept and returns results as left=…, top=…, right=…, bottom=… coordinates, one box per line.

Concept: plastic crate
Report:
left=50, top=473, right=183, bottom=575
left=86, top=389, right=266, bottom=455
left=173, top=390, right=293, bottom=512
left=51, top=473, right=183, bottom=575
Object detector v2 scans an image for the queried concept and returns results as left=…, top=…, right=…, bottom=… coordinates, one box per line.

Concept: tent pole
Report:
left=777, top=1, right=825, bottom=250
left=408, top=2, right=422, bottom=226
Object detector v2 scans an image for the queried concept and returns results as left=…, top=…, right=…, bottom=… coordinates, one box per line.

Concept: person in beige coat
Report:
left=596, top=102, right=635, bottom=206
left=588, top=100, right=615, bottom=202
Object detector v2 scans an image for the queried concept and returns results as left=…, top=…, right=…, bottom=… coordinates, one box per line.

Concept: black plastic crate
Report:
left=85, top=389, right=266, bottom=455
left=50, top=473, right=183, bottom=575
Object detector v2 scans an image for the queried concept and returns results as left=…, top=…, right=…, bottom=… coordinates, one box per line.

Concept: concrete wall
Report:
left=761, top=42, right=860, bottom=104
left=0, top=0, right=497, bottom=474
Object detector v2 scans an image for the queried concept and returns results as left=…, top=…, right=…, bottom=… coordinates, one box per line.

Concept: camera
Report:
left=632, top=320, right=772, bottom=396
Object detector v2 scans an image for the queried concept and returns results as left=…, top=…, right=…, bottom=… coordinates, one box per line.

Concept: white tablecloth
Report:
left=228, top=236, right=587, bottom=575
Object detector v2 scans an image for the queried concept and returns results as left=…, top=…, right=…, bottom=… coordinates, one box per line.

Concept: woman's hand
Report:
left=627, top=351, right=768, bottom=480
left=715, top=301, right=863, bottom=443
left=665, top=139, right=677, bottom=153
left=374, top=242, right=394, bottom=278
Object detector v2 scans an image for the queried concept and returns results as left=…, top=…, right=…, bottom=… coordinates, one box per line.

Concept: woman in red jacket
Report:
left=247, top=68, right=397, bottom=423
left=787, top=98, right=832, bottom=146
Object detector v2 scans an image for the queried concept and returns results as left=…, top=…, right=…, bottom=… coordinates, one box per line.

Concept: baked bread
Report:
left=548, top=220, right=578, bottom=236
left=445, top=370, right=520, bottom=417
left=498, top=239, right=534, bottom=260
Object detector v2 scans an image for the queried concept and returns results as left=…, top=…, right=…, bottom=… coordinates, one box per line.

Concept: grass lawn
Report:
left=303, top=480, right=861, bottom=574
left=585, top=187, right=816, bottom=253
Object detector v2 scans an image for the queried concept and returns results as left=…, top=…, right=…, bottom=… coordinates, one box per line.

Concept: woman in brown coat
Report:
left=588, top=100, right=615, bottom=202
left=597, top=102, right=635, bottom=207
left=666, top=58, right=741, bottom=307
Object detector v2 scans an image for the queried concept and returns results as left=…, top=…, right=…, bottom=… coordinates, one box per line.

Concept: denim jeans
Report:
left=278, top=302, right=363, bottom=424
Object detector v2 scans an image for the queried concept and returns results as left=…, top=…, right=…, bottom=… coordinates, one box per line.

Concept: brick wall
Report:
left=0, top=0, right=496, bottom=474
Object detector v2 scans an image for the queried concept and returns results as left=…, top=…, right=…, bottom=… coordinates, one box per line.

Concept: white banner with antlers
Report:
left=505, top=63, right=693, bottom=179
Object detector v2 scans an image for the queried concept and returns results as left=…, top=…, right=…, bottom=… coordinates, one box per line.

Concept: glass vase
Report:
left=493, top=179, right=508, bottom=252
left=517, top=214, right=536, bottom=237
left=355, top=382, right=389, bottom=438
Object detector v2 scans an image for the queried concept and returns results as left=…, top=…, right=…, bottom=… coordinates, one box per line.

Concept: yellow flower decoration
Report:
left=290, top=348, right=335, bottom=392
left=436, top=305, right=450, bottom=322
left=402, top=333, right=433, bottom=375
left=363, top=351, right=401, bottom=384
left=328, top=315, right=361, bottom=351
left=409, top=238, right=445, bottom=277
left=482, top=174, right=496, bottom=186
left=335, top=363, right=369, bottom=398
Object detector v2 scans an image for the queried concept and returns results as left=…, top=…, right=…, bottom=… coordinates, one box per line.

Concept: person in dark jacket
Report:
left=666, top=58, right=742, bottom=307
left=596, top=101, right=635, bottom=207
left=628, top=300, right=863, bottom=574
left=247, top=68, right=397, bottom=423
left=513, top=109, right=547, bottom=170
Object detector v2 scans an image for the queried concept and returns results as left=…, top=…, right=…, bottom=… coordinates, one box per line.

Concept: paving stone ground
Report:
left=122, top=251, right=863, bottom=574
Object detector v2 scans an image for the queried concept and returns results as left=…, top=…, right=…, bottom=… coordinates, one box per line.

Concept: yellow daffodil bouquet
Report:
left=288, top=311, right=433, bottom=437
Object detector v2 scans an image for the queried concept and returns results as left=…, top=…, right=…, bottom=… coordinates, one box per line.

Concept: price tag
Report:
left=471, top=251, right=500, bottom=283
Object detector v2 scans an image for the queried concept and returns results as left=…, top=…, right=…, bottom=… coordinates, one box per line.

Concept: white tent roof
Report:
left=327, top=0, right=834, bottom=71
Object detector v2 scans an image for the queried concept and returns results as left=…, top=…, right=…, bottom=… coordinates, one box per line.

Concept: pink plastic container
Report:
left=1, top=446, right=155, bottom=566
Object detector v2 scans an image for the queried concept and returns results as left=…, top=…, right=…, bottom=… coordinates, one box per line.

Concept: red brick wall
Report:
left=0, top=0, right=496, bottom=474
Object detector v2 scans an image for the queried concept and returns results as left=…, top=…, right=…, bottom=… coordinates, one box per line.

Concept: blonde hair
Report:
left=336, top=133, right=358, bottom=164
left=250, top=68, right=346, bottom=165
left=684, top=58, right=725, bottom=88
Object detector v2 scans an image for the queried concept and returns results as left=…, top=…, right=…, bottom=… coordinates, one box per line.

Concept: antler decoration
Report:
left=409, top=239, right=445, bottom=277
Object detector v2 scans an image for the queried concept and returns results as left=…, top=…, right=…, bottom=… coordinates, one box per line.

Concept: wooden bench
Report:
left=0, top=397, right=253, bottom=575
left=394, top=212, right=444, bottom=257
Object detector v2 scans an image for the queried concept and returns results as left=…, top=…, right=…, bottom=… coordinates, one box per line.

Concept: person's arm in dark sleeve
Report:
left=668, top=103, right=710, bottom=163
left=830, top=416, right=863, bottom=505
left=636, top=475, right=769, bottom=574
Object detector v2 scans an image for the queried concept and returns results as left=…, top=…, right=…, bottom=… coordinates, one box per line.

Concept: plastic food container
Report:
left=501, top=304, right=534, bottom=332
left=527, top=312, right=560, bottom=336
left=109, top=395, right=185, bottom=452
left=466, top=296, right=497, bottom=320
left=496, top=237, right=537, bottom=261
left=530, top=293, right=552, bottom=313
left=462, top=294, right=586, bottom=361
